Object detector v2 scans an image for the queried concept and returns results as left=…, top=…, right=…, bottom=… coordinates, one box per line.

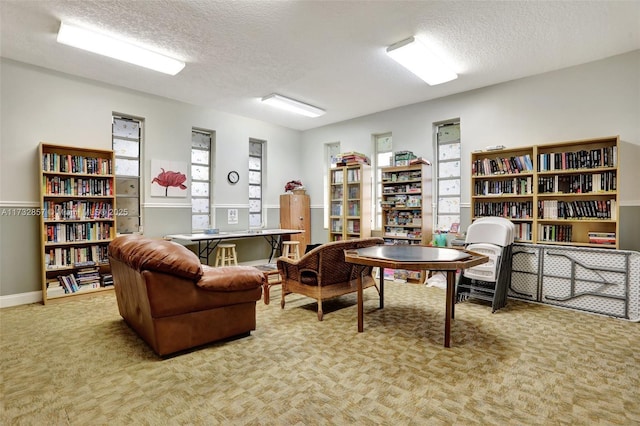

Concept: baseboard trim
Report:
left=0, top=291, right=42, bottom=308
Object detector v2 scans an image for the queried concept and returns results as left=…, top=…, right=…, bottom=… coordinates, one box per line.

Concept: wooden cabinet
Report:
left=39, top=143, right=117, bottom=304
left=471, top=136, right=619, bottom=248
left=328, top=164, right=371, bottom=241
left=280, top=193, right=311, bottom=253
left=380, top=163, right=432, bottom=282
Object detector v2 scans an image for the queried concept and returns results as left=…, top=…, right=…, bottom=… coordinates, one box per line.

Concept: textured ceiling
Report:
left=1, top=1, right=639, bottom=131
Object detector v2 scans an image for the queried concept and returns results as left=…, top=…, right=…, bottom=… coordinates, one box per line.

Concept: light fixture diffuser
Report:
left=57, top=22, right=185, bottom=75
left=386, top=36, right=457, bottom=85
left=261, top=94, right=325, bottom=118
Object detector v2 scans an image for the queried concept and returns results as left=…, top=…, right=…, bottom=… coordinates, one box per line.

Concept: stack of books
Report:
left=101, top=274, right=114, bottom=287
left=588, top=232, right=616, bottom=246
left=74, top=261, right=101, bottom=291
left=337, top=152, right=370, bottom=165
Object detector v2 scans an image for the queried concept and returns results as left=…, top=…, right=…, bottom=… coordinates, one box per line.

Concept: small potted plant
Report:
left=284, top=180, right=305, bottom=195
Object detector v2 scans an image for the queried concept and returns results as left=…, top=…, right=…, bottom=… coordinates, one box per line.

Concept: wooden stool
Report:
left=281, top=241, right=300, bottom=260
left=214, top=243, right=238, bottom=266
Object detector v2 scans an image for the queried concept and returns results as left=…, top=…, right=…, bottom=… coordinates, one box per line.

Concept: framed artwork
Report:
left=449, top=222, right=460, bottom=233
left=151, top=159, right=188, bottom=197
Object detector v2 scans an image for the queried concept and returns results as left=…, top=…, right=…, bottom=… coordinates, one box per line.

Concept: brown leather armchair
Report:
left=108, top=235, right=264, bottom=356
left=277, top=237, right=384, bottom=320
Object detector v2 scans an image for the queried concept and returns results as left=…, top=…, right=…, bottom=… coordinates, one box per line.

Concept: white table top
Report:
left=166, top=228, right=302, bottom=241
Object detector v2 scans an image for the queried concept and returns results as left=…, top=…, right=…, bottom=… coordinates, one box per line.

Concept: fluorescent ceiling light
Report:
left=57, top=22, right=185, bottom=76
left=386, top=36, right=457, bottom=85
left=261, top=94, right=325, bottom=118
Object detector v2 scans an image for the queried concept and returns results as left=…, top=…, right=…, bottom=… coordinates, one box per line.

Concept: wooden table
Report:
left=166, top=229, right=303, bottom=264
left=344, top=245, right=489, bottom=347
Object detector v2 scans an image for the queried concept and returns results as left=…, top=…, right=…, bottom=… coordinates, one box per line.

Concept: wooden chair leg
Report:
left=317, top=300, right=323, bottom=321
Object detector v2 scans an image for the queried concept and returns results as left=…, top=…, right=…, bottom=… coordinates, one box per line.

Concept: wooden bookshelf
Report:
left=380, top=163, right=432, bottom=283
left=328, top=164, right=371, bottom=241
left=471, top=136, right=619, bottom=248
left=39, top=143, right=117, bottom=304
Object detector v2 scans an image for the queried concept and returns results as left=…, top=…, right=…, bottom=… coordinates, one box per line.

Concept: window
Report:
left=324, top=142, right=341, bottom=228
left=248, top=139, right=264, bottom=228
left=112, top=116, right=142, bottom=234
left=374, top=133, right=393, bottom=229
left=435, top=122, right=461, bottom=231
left=191, top=129, right=213, bottom=231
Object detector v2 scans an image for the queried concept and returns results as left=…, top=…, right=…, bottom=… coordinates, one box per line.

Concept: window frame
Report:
left=434, top=121, right=461, bottom=232
left=191, top=129, right=213, bottom=232
left=248, top=138, right=265, bottom=229
left=112, top=115, right=142, bottom=234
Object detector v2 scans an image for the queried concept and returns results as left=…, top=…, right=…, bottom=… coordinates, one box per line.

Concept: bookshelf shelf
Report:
left=39, top=142, right=117, bottom=304
left=328, top=164, right=371, bottom=241
left=380, top=163, right=432, bottom=283
left=471, top=135, right=620, bottom=248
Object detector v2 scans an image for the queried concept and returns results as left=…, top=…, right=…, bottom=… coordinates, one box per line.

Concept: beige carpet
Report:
left=1, top=283, right=639, bottom=425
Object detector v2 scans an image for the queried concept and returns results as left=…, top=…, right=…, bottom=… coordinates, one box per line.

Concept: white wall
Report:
left=300, top=51, right=640, bottom=207
left=1, top=50, right=639, bottom=303
left=0, top=59, right=301, bottom=300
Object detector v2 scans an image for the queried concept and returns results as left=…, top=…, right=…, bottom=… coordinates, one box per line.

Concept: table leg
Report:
left=357, top=268, right=364, bottom=332
left=444, top=270, right=455, bottom=348
left=379, top=266, right=384, bottom=309
left=264, top=235, right=281, bottom=263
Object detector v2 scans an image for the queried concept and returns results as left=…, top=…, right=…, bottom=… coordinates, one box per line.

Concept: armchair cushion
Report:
left=198, top=265, right=265, bottom=291
left=108, top=235, right=203, bottom=281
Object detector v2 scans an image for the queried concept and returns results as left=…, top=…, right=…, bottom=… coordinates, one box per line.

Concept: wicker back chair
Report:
left=277, top=237, right=384, bottom=320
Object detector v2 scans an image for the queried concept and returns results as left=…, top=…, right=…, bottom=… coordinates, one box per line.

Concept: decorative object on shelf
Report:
left=150, top=160, right=188, bottom=197
left=284, top=179, right=304, bottom=193
left=227, top=170, right=240, bottom=184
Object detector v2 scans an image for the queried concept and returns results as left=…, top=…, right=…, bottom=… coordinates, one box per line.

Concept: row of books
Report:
left=43, top=153, right=113, bottom=175
left=330, top=202, right=343, bottom=216
left=513, top=222, right=533, bottom=241
left=44, top=245, right=109, bottom=269
left=43, top=176, right=113, bottom=196
left=538, top=224, right=573, bottom=243
left=538, top=147, right=617, bottom=171
left=385, top=211, right=422, bottom=226
left=382, top=183, right=422, bottom=194
left=347, top=201, right=361, bottom=216
left=382, top=194, right=421, bottom=208
left=45, top=222, right=113, bottom=243
left=537, top=172, right=616, bottom=194
left=384, top=229, right=423, bottom=239
left=474, top=201, right=534, bottom=219
left=47, top=274, right=113, bottom=297
left=346, top=220, right=360, bottom=233
left=42, top=200, right=114, bottom=220
left=473, top=176, right=533, bottom=196
left=538, top=199, right=616, bottom=220
left=382, top=170, right=422, bottom=182
left=472, top=154, right=534, bottom=176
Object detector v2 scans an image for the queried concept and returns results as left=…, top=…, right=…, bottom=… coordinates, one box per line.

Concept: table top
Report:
left=166, top=228, right=303, bottom=242
left=345, top=245, right=489, bottom=271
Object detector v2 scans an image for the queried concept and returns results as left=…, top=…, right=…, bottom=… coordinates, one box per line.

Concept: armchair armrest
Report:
left=277, top=256, right=320, bottom=286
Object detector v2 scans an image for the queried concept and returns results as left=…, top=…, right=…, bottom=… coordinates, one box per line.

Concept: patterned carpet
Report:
left=1, top=282, right=639, bottom=425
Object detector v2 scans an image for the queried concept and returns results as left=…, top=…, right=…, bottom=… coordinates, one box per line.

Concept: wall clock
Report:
left=227, top=170, right=240, bottom=184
